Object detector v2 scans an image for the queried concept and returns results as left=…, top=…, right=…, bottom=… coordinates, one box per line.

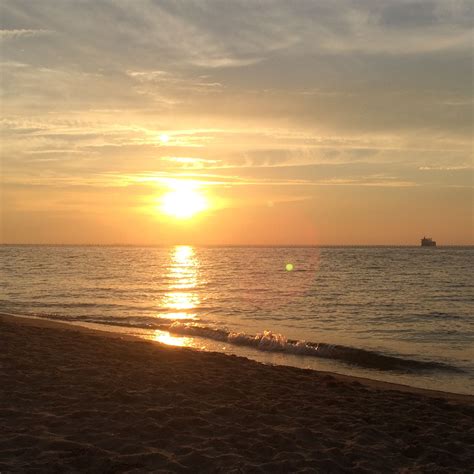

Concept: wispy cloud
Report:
left=419, top=165, right=473, bottom=171
left=161, top=157, right=221, bottom=168
left=0, top=28, right=53, bottom=39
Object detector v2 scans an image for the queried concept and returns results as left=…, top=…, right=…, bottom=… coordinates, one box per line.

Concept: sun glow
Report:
left=160, top=181, right=208, bottom=219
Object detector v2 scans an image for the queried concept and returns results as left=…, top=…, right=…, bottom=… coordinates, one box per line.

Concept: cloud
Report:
left=311, top=1, right=473, bottom=54
left=1, top=0, right=472, bottom=197
left=419, top=165, right=473, bottom=171
left=161, top=157, right=221, bottom=168
left=190, top=56, right=263, bottom=68
left=0, top=29, right=53, bottom=39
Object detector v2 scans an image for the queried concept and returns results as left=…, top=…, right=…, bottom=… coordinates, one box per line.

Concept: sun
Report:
left=160, top=181, right=208, bottom=219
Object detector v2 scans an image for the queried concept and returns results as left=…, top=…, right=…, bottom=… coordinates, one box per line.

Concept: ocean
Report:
left=1, top=245, right=473, bottom=394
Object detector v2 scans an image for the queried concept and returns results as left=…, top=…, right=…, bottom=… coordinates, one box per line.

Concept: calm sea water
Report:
left=1, top=245, right=473, bottom=394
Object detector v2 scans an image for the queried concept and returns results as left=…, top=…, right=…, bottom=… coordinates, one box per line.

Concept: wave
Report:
left=168, top=323, right=460, bottom=373
left=12, top=312, right=461, bottom=373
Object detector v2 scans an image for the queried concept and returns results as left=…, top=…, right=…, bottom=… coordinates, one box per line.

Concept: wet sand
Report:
left=1, top=314, right=473, bottom=473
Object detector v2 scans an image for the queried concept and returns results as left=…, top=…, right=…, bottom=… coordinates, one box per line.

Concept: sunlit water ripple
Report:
left=1, top=245, right=473, bottom=394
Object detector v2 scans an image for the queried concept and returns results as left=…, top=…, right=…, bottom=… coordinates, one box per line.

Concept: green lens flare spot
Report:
left=286, top=263, right=294, bottom=272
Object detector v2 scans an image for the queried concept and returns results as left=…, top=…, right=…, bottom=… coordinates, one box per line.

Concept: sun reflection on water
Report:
left=156, top=245, right=200, bottom=336
left=158, top=312, right=196, bottom=320
left=162, top=292, right=199, bottom=310
left=154, top=330, right=192, bottom=347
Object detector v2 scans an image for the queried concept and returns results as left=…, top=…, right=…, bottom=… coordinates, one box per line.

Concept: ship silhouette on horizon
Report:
left=421, top=236, right=436, bottom=247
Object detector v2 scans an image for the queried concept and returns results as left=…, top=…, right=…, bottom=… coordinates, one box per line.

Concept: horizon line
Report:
left=1, top=243, right=473, bottom=248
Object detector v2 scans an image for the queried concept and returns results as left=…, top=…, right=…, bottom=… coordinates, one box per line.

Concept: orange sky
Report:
left=1, top=1, right=473, bottom=245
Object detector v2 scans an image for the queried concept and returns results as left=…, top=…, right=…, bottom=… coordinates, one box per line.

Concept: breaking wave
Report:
left=168, top=322, right=460, bottom=372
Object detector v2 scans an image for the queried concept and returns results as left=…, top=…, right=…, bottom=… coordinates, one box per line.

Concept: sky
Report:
left=1, top=0, right=472, bottom=245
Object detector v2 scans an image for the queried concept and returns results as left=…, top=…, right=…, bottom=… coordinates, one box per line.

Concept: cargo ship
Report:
left=421, top=237, right=436, bottom=247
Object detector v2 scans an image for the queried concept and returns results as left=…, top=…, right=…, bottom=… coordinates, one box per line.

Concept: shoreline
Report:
left=2, top=312, right=473, bottom=403
left=2, top=312, right=474, bottom=471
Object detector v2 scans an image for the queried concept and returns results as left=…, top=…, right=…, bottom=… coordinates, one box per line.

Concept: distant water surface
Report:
left=1, top=245, right=473, bottom=394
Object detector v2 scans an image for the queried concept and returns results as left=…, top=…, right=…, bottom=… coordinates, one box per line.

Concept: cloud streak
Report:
left=0, top=28, right=53, bottom=39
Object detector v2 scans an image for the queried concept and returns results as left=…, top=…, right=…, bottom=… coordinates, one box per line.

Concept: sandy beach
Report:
left=1, top=314, right=473, bottom=473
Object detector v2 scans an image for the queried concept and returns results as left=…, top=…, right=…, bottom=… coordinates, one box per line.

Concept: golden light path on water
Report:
left=153, top=245, right=199, bottom=347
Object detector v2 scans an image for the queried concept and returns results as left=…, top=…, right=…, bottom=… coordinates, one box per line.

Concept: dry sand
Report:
left=1, top=314, right=473, bottom=473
